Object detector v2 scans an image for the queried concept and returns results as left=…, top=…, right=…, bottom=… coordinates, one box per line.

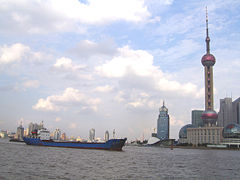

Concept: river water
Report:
left=0, top=138, right=239, bottom=180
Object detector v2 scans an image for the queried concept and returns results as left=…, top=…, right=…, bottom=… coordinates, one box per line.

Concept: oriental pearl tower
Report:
left=201, top=7, right=218, bottom=127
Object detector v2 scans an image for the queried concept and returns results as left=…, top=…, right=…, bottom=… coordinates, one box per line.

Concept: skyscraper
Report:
left=233, top=98, right=240, bottom=124
left=201, top=7, right=218, bottom=127
left=157, top=101, right=169, bottom=140
left=218, top=97, right=240, bottom=126
left=192, top=110, right=204, bottom=127
left=61, top=132, right=67, bottom=141
left=218, top=98, right=233, bottom=127
left=16, top=122, right=24, bottom=140
left=27, top=122, right=43, bottom=136
left=53, top=128, right=61, bottom=140
left=104, top=130, right=109, bottom=141
left=89, top=128, right=95, bottom=142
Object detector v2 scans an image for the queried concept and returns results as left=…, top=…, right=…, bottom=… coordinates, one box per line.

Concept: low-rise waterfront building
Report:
left=76, top=136, right=83, bottom=142
left=0, top=130, right=8, bottom=138
left=187, top=126, right=223, bottom=146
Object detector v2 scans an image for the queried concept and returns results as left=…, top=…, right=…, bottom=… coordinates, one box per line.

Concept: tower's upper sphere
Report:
left=201, top=53, right=216, bottom=66
left=201, top=109, right=218, bottom=125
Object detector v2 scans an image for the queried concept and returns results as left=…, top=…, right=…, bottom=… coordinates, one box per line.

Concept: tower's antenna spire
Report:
left=205, top=6, right=210, bottom=53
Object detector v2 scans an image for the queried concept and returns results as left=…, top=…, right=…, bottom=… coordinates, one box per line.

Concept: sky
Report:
left=0, top=0, right=240, bottom=141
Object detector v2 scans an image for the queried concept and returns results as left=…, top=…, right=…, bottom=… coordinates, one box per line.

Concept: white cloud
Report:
left=170, top=115, right=185, bottom=126
left=0, top=43, right=46, bottom=67
left=128, top=101, right=144, bottom=108
left=114, top=91, right=125, bottom=102
left=70, top=39, right=117, bottom=58
left=22, top=80, right=40, bottom=89
left=0, top=43, right=30, bottom=64
left=53, top=57, right=92, bottom=80
left=127, top=91, right=156, bottom=109
left=149, top=16, right=161, bottom=23
left=145, top=0, right=174, bottom=7
left=164, top=0, right=174, bottom=5
left=94, top=85, right=113, bottom=93
left=50, top=0, right=150, bottom=24
left=54, top=57, right=86, bottom=71
left=96, top=46, right=202, bottom=98
left=33, top=87, right=101, bottom=112
left=33, top=98, right=59, bottom=111
left=155, top=79, right=203, bottom=98
left=0, top=0, right=150, bottom=34
left=96, top=46, right=159, bottom=77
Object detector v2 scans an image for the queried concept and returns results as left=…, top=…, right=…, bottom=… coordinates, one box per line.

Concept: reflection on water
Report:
left=0, top=138, right=239, bottom=180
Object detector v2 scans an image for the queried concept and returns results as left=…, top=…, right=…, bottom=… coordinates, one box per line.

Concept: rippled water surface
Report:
left=0, top=138, right=240, bottom=180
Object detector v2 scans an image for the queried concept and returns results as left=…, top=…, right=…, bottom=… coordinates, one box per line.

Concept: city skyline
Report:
left=0, top=0, right=240, bottom=140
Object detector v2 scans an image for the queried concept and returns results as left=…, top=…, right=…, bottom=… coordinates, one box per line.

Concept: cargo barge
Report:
left=23, top=137, right=127, bottom=151
left=23, top=128, right=126, bottom=151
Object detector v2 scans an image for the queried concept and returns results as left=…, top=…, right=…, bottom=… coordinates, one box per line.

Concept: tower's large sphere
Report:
left=201, top=53, right=216, bottom=66
left=201, top=110, right=218, bottom=125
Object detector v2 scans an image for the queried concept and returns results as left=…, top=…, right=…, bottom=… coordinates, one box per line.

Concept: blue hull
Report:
left=23, top=137, right=127, bottom=151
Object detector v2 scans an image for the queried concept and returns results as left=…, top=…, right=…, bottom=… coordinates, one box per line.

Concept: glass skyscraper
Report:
left=218, top=97, right=240, bottom=127
left=157, top=102, right=170, bottom=140
left=192, top=110, right=204, bottom=127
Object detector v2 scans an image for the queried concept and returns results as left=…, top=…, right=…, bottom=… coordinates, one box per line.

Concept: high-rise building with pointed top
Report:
left=157, top=101, right=170, bottom=140
left=201, top=7, right=218, bottom=127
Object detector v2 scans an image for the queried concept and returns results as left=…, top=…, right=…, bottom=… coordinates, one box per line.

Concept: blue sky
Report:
left=0, top=0, right=240, bottom=140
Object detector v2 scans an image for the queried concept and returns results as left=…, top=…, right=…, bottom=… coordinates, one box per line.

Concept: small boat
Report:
left=23, top=128, right=127, bottom=151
